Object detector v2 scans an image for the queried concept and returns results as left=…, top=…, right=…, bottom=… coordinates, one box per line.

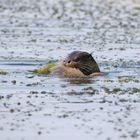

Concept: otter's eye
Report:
left=74, top=57, right=80, bottom=62
left=68, top=60, right=71, bottom=63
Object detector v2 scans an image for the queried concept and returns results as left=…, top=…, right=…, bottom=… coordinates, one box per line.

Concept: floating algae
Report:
left=32, top=63, right=55, bottom=75
left=0, top=70, right=8, bottom=75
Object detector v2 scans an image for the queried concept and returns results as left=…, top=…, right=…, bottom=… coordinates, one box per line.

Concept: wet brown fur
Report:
left=51, top=51, right=100, bottom=77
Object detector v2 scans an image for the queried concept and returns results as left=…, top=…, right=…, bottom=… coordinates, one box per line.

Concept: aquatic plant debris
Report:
left=32, top=63, right=55, bottom=74
left=0, top=70, right=8, bottom=75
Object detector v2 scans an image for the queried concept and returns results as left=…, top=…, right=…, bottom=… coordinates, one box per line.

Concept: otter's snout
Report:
left=63, top=58, right=72, bottom=64
left=63, top=59, right=76, bottom=68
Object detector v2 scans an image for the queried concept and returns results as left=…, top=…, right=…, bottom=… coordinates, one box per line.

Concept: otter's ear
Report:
left=89, top=53, right=93, bottom=58
left=89, top=53, right=95, bottom=60
left=90, top=51, right=94, bottom=55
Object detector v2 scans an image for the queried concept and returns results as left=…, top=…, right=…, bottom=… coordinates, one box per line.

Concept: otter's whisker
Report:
left=78, top=65, right=90, bottom=72
left=78, top=64, right=93, bottom=72
left=80, top=63, right=94, bottom=70
left=77, top=64, right=93, bottom=75
left=78, top=64, right=91, bottom=71
left=82, top=63, right=100, bottom=71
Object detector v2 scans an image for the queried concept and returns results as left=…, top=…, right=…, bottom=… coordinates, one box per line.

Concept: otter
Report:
left=50, top=51, right=100, bottom=77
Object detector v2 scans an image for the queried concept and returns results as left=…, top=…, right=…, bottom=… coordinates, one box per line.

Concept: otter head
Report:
left=62, top=51, right=100, bottom=75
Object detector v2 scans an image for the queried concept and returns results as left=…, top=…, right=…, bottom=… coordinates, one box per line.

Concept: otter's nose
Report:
left=63, top=60, right=71, bottom=65
left=64, top=60, right=71, bottom=63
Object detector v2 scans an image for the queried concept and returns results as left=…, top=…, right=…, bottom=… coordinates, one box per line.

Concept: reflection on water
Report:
left=0, top=60, right=47, bottom=66
left=62, top=77, right=93, bottom=85
left=0, top=60, right=140, bottom=94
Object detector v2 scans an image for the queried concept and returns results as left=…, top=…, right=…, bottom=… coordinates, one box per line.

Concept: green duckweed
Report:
left=0, top=70, right=8, bottom=75
left=33, top=63, right=55, bottom=74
